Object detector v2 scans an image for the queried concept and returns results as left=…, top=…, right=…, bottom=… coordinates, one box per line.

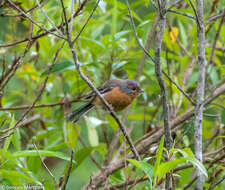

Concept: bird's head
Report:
left=121, top=79, right=144, bottom=98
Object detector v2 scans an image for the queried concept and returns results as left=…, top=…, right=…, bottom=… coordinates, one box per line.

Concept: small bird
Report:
left=68, top=79, right=144, bottom=123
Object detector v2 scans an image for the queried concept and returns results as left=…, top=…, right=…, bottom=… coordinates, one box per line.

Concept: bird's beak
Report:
left=139, top=88, right=144, bottom=93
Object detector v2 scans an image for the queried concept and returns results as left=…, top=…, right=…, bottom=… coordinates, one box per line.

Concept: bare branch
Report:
left=194, top=0, right=207, bottom=188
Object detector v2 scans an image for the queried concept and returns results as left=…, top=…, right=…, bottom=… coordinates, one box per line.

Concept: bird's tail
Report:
left=67, top=102, right=94, bottom=123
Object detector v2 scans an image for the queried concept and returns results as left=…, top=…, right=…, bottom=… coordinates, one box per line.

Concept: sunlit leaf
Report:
left=84, top=116, right=99, bottom=147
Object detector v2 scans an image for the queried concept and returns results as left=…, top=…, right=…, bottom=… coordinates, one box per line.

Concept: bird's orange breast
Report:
left=93, top=87, right=133, bottom=111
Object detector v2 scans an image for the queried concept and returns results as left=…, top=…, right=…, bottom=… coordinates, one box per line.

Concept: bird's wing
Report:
left=84, top=86, right=113, bottom=100
left=84, top=80, right=120, bottom=100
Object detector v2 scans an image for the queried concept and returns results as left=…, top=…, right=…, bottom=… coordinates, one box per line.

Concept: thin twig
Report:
left=205, top=9, right=225, bottom=25
left=72, top=0, right=101, bottom=44
left=69, top=0, right=75, bottom=36
left=167, top=9, right=195, bottom=20
left=61, top=150, right=74, bottom=190
left=0, top=132, right=14, bottom=141
left=35, top=0, right=62, bottom=35
left=168, top=0, right=183, bottom=9
left=135, top=13, right=160, bottom=80
left=33, top=142, right=57, bottom=186
left=0, top=97, right=82, bottom=111
left=162, top=71, right=195, bottom=105
left=208, top=174, right=225, bottom=190
left=187, top=0, right=201, bottom=27
left=208, top=12, right=225, bottom=64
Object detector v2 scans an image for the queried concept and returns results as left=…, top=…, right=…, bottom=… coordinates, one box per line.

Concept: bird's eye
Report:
left=131, top=87, right=136, bottom=91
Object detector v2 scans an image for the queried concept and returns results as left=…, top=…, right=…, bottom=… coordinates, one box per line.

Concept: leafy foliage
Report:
left=0, top=0, right=225, bottom=189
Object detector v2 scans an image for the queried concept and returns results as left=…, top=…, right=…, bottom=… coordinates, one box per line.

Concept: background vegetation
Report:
left=0, top=0, right=225, bottom=189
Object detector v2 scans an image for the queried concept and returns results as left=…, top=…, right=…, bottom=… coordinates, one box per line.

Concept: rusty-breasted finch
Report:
left=68, top=79, right=144, bottom=122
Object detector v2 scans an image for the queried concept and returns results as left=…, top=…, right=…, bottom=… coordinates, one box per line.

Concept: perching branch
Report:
left=60, top=0, right=141, bottom=163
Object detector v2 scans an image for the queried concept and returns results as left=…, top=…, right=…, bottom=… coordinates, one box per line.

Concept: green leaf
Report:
left=185, top=156, right=208, bottom=178
left=170, top=148, right=208, bottom=178
left=41, top=61, right=74, bottom=76
left=27, top=157, right=42, bottom=174
left=13, top=150, right=76, bottom=163
left=80, top=37, right=105, bottom=49
left=11, top=128, right=21, bottom=151
left=0, top=169, right=38, bottom=184
left=154, top=136, right=165, bottom=184
left=66, top=122, right=79, bottom=149
left=128, top=113, right=151, bottom=120
left=221, top=110, right=225, bottom=124
left=106, top=115, right=118, bottom=131
left=127, top=159, right=142, bottom=169
left=128, top=159, right=153, bottom=186
left=158, top=158, right=188, bottom=179
left=3, top=115, right=16, bottom=151
left=114, top=30, right=130, bottom=40
left=84, top=116, right=99, bottom=147
left=208, top=65, right=219, bottom=84
left=187, top=72, right=198, bottom=88
left=140, top=161, right=154, bottom=183
left=72, top=146, right=95, bottom=171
